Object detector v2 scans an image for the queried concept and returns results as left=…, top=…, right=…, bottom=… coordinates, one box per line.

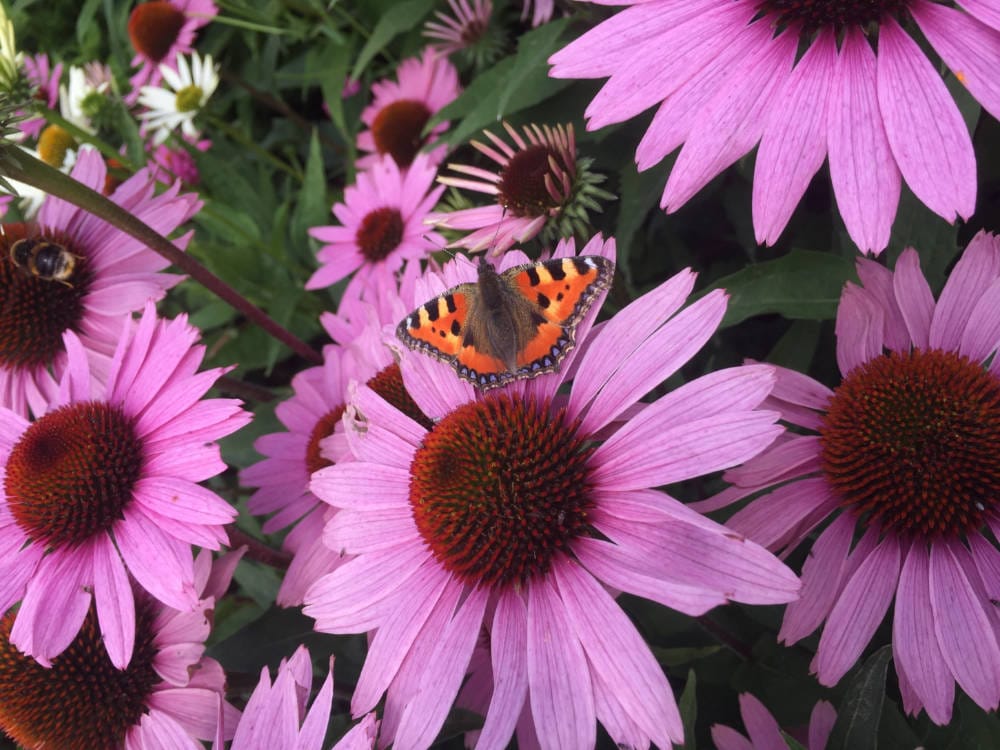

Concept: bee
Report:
left=9, top=237, right=80, bottom=287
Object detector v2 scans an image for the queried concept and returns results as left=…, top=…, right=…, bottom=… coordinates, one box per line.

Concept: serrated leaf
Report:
left=828, top=646, right=891, bottom=750
left=708, top=250, right=858, bottom=327
left=494, top=18, right=569, bottom=117
left=679, top=669, right=697, bottom=750
left=350, top=0, right=436, bottom=80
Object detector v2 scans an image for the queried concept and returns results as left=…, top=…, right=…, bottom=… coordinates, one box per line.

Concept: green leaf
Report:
left=708, top=250, right=858, bottom=327
left=291, top=129, right=328, bottom=257
left=616, top=157, right=672, bottom=281
left=350, top=0, right=435, bottom=80
left=493, top=18, right=569, bottom=117
left=828, top=646, right=892, bottom=750
left=679, top=669, right=697, bottom=750
left=315, top=42, right=354, bottom=143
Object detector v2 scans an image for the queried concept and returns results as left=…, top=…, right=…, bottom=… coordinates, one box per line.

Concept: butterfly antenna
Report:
left=487, top=205, right=507, bottom=259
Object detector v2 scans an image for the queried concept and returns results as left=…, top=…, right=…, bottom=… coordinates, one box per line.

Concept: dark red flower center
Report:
left=0, top=597, right=159, bottom=749
left=755, top=0, right=910, bottom=30
left=128, top=1, right=186, bottom=63
left=498, top=144, right=562, bottom=218
left=366, top=362, right=434, bottom=430
left=306, top=405, right=347, bottom=475
left=0, top=224, right=91, bottom=370
left=5, top=401, right=143, bottom=548
left=356, top=207, right=405, bottom=263
left=409, top=394, right=594, bottom=588
left=820, top=349, right=1000, bottom=539
left=371, top=99, right=432, bottom=168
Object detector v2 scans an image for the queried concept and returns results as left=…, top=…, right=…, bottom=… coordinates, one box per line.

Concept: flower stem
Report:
left=0, top=144, right=322, bottom=364
left=226, top=525, right=291, bottom=569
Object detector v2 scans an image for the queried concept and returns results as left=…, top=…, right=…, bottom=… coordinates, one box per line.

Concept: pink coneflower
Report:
left=0, top=148, right=200, bottom=417
left=226, top=645, right=377, bottom=750
left=149, top=136, right=211, bottom=187
left=127, top=0, right=217, bottom=96
left=713, top=693, right=836, bottom=750
left=549, top=1, right=997, bottom=255
left=21, top=53, right=62, bottom=140
left=0, top=302, right=249, bottom=669
left=426, top=121, right=612, bottom=254
left=306, top=152, right=444, bottom=298
left=356, top=47, right=460, bottom=170
left=0, top=548, right=241, bottom=749
left=423, top=0, right=504, bottom=67
left=701, top=231, right=1000, bottom=724
left=304, top=235, right=799, bottom=749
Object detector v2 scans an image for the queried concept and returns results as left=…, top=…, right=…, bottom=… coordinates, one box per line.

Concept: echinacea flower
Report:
left=427, top=121, right=612, bottom=254
left=20, top=53, right=62, bottom=140
left=127, top=0, right=217, bottom=96
left=305, top=235, right=799, bottom=749
left=138, top=51, right=219, bottom=145
left=423, top=0, right=505, bottom=67
left=0, top=548, right=241, bottom=749
left=226, top=645, right=378, bottom=750
left=149, top=136, right=210, bottom=186
left=357, top=47, right=460, bottom=169
left=306, top=152, right=445, bottom=298
left=0, top=302, right=249, bottom=669
left=0, top=148, right=200, bottom=416
left=713, top=693, right=836, bottom=750
left=701, top=231, right=1000, bottom=724
left=549, top=1, right=998, bottom=255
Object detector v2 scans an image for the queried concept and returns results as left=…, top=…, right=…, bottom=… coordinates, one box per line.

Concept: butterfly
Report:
left=396, top=254, right=615, bottom=389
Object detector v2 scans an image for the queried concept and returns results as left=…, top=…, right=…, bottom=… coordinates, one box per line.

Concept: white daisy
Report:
left=137, top=51, right=218, bottom=146
left=59, top=65, right=109, bottom=134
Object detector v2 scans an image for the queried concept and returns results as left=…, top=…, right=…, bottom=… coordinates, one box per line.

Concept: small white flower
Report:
left=137, top=52, right=219, bottom=146
left=60, top=65, right=110, bottom=134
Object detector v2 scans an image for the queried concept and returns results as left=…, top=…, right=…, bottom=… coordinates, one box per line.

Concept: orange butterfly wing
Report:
left=395, top=284, right=473, bottom=362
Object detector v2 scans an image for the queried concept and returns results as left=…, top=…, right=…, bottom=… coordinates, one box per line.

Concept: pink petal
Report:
left=929, top=230, right=1000, bottom=350
left=912, top=0, right=1000, bottom=120
left=738, top=693, right=784, bottom=749
left=554, top=559, right=682, bottom=748
left=891, top=248, right=935, bottom=349
left=711, top=725, right=753, bottom=750
left=957, top=0, right=1000, bottom=30
left=753, top=30, right=836, bottom=245
left=959, top=276, right=1000, bottom=362
left=892, top=543, right=954, bottom=725
left=394, top=588, right=488, bottom=750
left=855, top=258, right=910, bottom=351
left=809, top=701, right=837, bottom=750
left=115, top=507, right=197, bottom=611
left=127, top=709, right=203, bottom=750
left=827, top=27, right=901, bottom=254
left=813, top=535, right=901, bottom=686
left=662, top=30, right=797, bottom=211
left=929, top=543, right=1000, bottom=711
left=477, top=590, right=529, bottom=750
left=835, top=283, right=884, bottom=376
left=526, top=576, right=596, bottom=750
left=779, top=514, right=857, bottom=644
left=769, top=365, right=833, bottom=411
left=92, top=535, right=136, bottom=670
left=726, top=476, right=839, bottom=552
left=877, top=16, right=976, bottom=223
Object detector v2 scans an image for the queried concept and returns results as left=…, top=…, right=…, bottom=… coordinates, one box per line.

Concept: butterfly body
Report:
left=397, top=255, right=614, bottom=389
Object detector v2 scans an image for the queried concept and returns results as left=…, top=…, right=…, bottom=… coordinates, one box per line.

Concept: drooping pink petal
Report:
left=92, top=535, right=136, bottom=670
left=554, top=559, right=682, bottom=749
left=526, top=576, right=596, bottom=750
left=929, top=543, right=1000, bottom=712
left=662, top=30, right=797, bottom=212
left=753, top=30, right=836, bottom=245
left=476, top=590, right=529, bottom=750
left=393, top=587, right=488, bottom=750
left=892, top=543, right=954, bottom=725
left=877, top=16, right=976, bottom=223
left=813, top=535, right=901, bottom=686
left=912, top=0, right=1000, bottom=120
left=115, top=506, right=197, bottom=611
left=957, top=0, right=1000, bottom=30
left=726, top=476, right=839, bottom=552
left=827, top=27, right=900, bottom=254
left=958, top=276, right=1000, bottom=362
left=809, top=701, right=837, bottom=750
